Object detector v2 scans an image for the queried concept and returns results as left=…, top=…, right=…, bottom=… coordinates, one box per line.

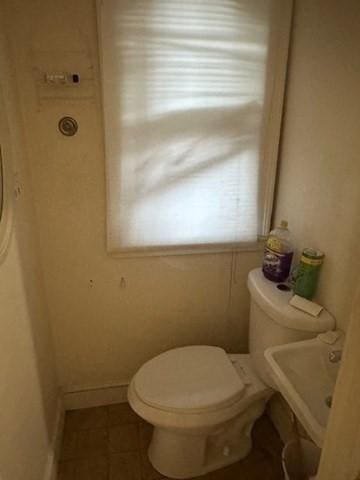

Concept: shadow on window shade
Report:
left=101, top=0, right=271, bottom=249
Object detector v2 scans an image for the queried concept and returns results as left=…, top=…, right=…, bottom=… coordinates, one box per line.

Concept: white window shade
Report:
left=97, top=0, right=292, bottom=253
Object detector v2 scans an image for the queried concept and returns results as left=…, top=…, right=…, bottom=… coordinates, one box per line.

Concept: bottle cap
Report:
left=302, top=248, right=324, bottom=262
left=280, top=220, right=288, bottom=228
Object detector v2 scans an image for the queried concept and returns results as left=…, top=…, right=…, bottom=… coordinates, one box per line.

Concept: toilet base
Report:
left=147, top=399, right=267, bottom=479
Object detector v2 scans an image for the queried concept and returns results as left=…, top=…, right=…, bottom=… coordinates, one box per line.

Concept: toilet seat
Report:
left=133, top=346, right=245, bottom=414
left=129, top=352, right=271, bottom=433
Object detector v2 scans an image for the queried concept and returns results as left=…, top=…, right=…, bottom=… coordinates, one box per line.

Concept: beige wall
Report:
left=8, top=0, right=359, bottom=394
left=318, top=283, right=360, bottom=480
left=275, top=0, right=360, bottom=331
left=0, top=10, right=59, bottom=480
left=3, top=0, right=262, bottom=391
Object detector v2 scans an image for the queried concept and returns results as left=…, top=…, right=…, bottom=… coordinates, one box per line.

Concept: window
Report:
left=97, top=0, right=292, bottom=254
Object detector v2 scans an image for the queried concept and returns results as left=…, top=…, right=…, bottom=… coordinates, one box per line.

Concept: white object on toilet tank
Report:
left=289, top=295, right=323, bottom=317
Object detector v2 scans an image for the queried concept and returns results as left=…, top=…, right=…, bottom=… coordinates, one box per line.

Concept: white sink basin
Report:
left=265, top=331, right=344, bottom=447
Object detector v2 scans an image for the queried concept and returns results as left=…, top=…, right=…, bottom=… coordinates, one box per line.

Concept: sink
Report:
left=265, top=331, right=344, bottom=447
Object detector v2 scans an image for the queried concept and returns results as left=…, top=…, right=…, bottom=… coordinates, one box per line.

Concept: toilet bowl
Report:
left=129, top=348, right=271, bottom=478
left=128, top=268, right=335, bottom=479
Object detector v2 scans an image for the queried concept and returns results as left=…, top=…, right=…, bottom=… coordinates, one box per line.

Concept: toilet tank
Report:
left=247, top=268, right=335, bottom=388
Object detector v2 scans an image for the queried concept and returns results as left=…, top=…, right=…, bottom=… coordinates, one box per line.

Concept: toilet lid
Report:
left=133, top=346, right=245, bottom=412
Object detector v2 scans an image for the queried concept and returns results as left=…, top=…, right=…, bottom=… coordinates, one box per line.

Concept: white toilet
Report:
left=128, top=268, right=335, bottom=479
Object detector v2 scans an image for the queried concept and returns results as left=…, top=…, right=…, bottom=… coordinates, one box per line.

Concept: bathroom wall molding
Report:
left=63, top=381, right=129, bottom=410
left=43, top=396, right=65, bottom=480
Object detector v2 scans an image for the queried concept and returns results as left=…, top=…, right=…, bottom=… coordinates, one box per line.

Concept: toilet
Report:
left=128, top=268, right=335, bottom=479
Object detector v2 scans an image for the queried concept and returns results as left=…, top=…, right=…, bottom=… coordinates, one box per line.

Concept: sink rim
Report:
left=265, top=333, right=343, bottom=447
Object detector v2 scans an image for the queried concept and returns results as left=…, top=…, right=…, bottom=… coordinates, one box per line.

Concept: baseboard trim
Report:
left=63, top=382, right=129, bottom=410
left=43, top=395, right=65, bottom=480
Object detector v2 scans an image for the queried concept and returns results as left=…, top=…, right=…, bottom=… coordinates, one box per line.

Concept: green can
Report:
left=294, top=248, right=324, bottom=299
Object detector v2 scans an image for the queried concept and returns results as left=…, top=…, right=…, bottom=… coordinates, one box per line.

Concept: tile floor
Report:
left=57, top=403, right=284, bottom=480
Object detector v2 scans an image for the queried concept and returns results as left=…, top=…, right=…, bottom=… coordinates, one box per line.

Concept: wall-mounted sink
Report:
left=265, top=331, right=344, bottom=447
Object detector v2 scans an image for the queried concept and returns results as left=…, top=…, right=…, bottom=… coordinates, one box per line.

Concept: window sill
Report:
left=107, top=240, right=265, bottom=259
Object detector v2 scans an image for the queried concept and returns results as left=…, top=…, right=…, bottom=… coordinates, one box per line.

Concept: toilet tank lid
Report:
left=133, top=346, right=245, bottom=412
left=247, top=268, right=335, bottom=332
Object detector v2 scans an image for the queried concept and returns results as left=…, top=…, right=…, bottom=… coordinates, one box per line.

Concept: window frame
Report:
left=96, top=0, right=293, bottom=258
